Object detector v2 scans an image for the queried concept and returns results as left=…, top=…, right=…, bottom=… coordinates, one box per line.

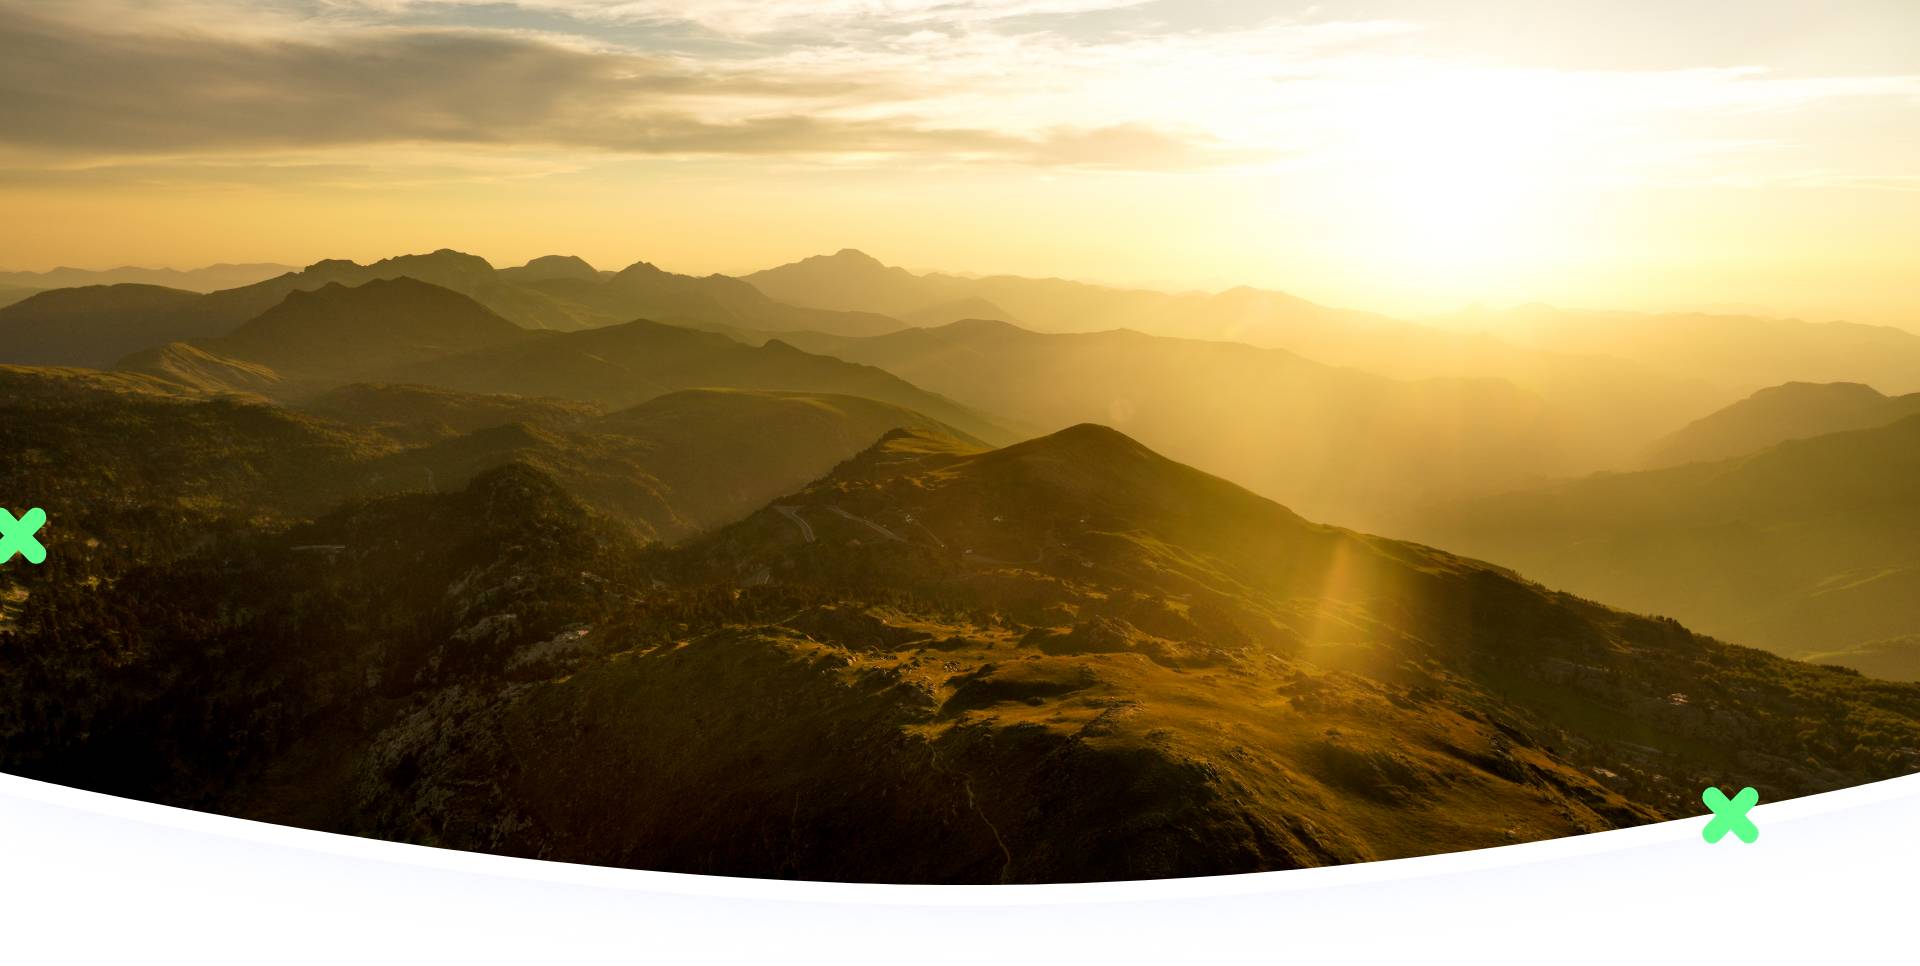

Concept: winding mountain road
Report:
left=775, top=505, right=815, bottom=543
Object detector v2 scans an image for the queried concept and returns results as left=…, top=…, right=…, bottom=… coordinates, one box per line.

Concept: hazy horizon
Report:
left=3, top=1, right=1918, bottom=327
left=6, top=245, right=1914, bottom=335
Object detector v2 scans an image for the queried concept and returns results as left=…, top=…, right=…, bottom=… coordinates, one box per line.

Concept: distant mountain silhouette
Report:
left=745, top=250, right=1720, bottom=465
left=12, top=248, right=918, bottom=346
left=1453, top=304, right=1920, bottom=396
left=497, top=254, right=605, bottom=284
left=518, top=258, right=907, bottom=337
left=1408, top=414, right=1920, bottom=662
left=745, top=248, right=944, bottom=317
left=761, top=318, right=1574, bottom=528
left=1646, top=381, right=1920, bottom=467
left=182, top=248, right=605, bottom=333
left=0, top=262, right=292, bottom=292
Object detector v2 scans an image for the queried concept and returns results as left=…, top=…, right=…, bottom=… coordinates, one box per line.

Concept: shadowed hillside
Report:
left=1407, top=415, right=1920, bottom=664
left=0, top=368, right=987, bottom=546
left=1646, top=381, right=1920, bottom=467
left=382, top=318, right=1017, bottom=444
left=0, top=284, right=209, bottom=366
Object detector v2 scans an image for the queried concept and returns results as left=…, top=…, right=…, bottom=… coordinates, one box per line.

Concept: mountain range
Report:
left=1406, top=412, right=1920, bottom=668
left=751, top=317, right=1573, bottom=528
left=0, top=262, right=293, bottom=292
left=743, top=249, right=1726, bottom=464
left=5, top=378, right=1916, bottom=881
left=0, top=249, right=911, bottom=370
left=4, top=243, right=1919, bottom=881
left=1453, top=304, right=1920, bottom=397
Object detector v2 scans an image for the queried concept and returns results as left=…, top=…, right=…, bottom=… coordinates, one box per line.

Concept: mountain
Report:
left=745, top=249, right=946, bottom=317
left=382, top=318, right=1016, bottom=444
left=10, top=249, right=919, bottom=350
left=354, top=387, right=982, bottom=540
left=496, top=255, right=605, bottom=284
left=9, top=415, right=1915, bottom=882
left=1405, top=414, right=1920, bottom=662
left=0, top=286, right=41, bottom=309
left=0, top=366, right=981, bottom=547
left=0, top=284, right=211, bottom=366
left=1645, top=381, right=1920, bottom=467
left=519, top=259, right=908, bottom=337
left=745, top=249, right=1408, bottom=347
left=0, top=262, right=293, bottom=292
left=745, top=251, right=1722, bottom=463
left=154, top=277, right=533, bottom=387
left=182, top=248, right=606, bottom=333
left=762, top=318, right=1573, bottom=528
left=1454, top=304, right=1920, bottom=396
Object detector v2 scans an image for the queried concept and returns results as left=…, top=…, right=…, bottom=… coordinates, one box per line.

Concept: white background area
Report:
left=2, top=770, right=1910, bottom=963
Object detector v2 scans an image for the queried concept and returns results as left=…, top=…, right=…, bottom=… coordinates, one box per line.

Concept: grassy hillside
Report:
left=8, top=416, right=1914, bottom=882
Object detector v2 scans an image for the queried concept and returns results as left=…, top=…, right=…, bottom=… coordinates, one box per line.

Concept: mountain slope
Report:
left=765, top=318, right=1571, bottom=527
left=1646, top=381, right=1920, bottom=467
left=383, top=318, right=1016, bottom=444
left=521, top=259, right=908, bottom=337
left=0, top=284, right=210, bottom=366
left=118, top=341, right=283, bottom=396
left=358, top=426, right=1920, bottom=875
left=356, top=388, right=980, bottom=540
left=176, top=277, right=533, bottom=385
left=0, top=367, right=983, bottom=547
left=1406, top=414, right=1920, bottom=661
left=745, top=250, right=1721, bottom=464
left=5, top=405, right=1917, bottom=881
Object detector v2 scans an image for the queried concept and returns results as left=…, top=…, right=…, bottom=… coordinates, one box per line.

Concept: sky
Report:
left=1, top=0, right=1917, bottom=325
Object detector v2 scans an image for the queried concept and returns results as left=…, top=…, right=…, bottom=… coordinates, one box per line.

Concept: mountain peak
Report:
left=502, top=254, right=601, bottom=282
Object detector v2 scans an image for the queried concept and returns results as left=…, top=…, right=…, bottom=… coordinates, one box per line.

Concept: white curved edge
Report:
left=4, top=768, right=1914, bottom=905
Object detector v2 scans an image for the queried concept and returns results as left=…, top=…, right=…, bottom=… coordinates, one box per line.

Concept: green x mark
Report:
left=1702, top=785, right=1759, bottom=844
left=0, top=507, right=46, bottom=565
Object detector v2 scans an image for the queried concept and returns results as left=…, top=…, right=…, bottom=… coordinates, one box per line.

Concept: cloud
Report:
left=0, top=5, right=1241, bottom=171
left=2, top=0, right=1916, bottom=189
